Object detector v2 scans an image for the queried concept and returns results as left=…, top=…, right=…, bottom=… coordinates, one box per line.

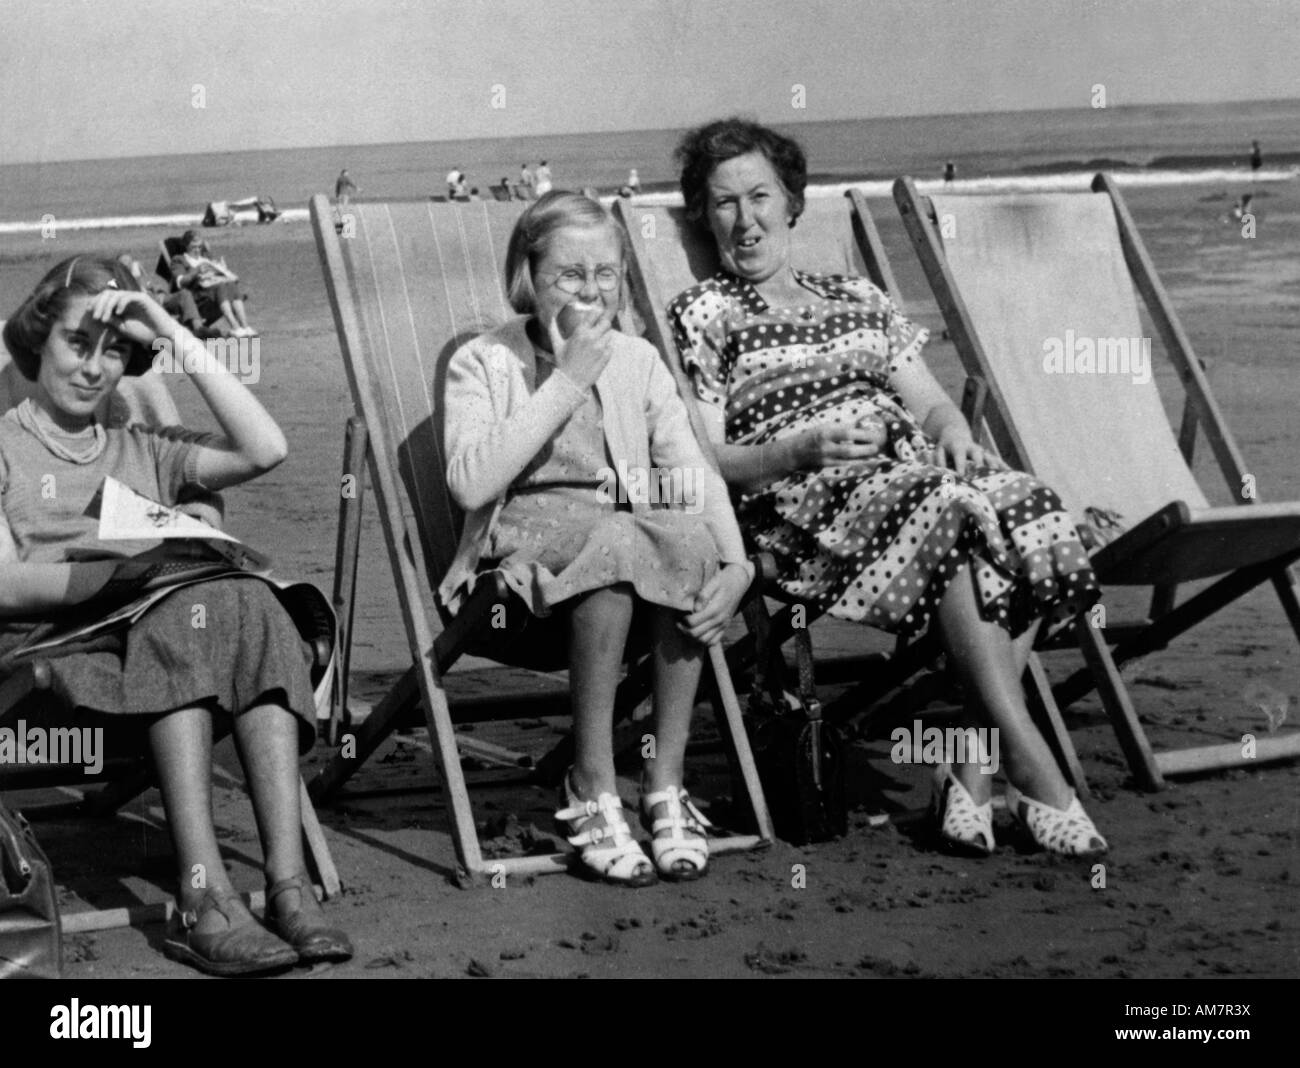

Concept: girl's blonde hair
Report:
left=504, top=190, right=629, bottom=316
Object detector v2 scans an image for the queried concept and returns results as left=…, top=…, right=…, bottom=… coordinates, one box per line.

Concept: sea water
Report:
left=1, top=99, right=1296, bottom=233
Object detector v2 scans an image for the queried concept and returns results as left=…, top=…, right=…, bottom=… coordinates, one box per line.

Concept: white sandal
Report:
left=641, top=785, right=711, bottom=881
left=556, top=772, right=656, bottom=887
left=1005, top=782, right=1108, bottom=858
left=932, top=763, right=995, bottom=855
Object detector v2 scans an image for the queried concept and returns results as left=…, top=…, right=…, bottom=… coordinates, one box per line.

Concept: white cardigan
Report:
left=437, top=317, right=748, bottom=612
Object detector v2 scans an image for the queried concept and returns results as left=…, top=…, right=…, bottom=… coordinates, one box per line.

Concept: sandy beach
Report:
left=2, top=181, right=1296, bottom=980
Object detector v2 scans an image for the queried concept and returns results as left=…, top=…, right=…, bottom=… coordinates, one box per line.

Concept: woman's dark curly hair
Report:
left=3, top=256, right=154, bottom=381
left=675, top=117, right=808, bottom=232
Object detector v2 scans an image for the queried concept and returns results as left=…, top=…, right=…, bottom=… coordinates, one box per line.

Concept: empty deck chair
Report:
left=615, top=191, right=1089, bottom=795
left=307, top=194, right=771, bottom=882
left=895, top=173, right=1300, bottom=788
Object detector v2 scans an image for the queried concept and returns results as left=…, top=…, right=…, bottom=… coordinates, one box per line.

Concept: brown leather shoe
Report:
left=163, top=886, right=298, bottom=977
left=267, top=873, right=353, bottom=964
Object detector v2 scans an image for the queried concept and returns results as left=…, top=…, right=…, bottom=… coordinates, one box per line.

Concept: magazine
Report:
left=195, top=257, right=239, bottom=286
left=15, top=478, right=272, bottom=655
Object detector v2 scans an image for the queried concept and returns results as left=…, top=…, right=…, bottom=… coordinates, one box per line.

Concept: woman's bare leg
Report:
left=937, top=565, right=1072, bottom=808
left=567, top=584, right=635, bottom=800
left=148, top=705, right=234, bottom=933
left=230, top=701, right=305, bottom=885
left=643, top=607, right=706, bottom=793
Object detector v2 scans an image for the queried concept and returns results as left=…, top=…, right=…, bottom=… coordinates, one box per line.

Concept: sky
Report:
left=3, top=0, right=1299, bottom=164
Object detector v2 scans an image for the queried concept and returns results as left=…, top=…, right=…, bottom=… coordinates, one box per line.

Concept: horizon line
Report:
left=6, top=95, right=1297, bottom=171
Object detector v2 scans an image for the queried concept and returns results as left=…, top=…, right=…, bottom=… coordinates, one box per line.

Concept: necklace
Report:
left=14, top=398, right=107, bottom=464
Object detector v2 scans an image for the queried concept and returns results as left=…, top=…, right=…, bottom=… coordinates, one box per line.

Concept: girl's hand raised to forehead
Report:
left=90, top=287, right=179, bottom=348
left=545, top=313, right=613, bottom=391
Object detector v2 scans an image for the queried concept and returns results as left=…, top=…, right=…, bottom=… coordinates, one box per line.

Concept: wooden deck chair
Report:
left=614, top=192, right=1089, bottom=795
left=0, top=337, right=339, bottom=929
left=895, top=174, right=1300, bottom=789
left=307, top=194, right=771, bottom=883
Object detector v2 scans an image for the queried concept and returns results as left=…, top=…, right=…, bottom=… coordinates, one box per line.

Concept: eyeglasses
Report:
left=539, top=264, right=623, bottom=294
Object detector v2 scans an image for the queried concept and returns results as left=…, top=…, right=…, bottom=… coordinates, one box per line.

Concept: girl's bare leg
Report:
left=567, top=584, right=635, bottom=800
left=643, top=606, right=706, bottom=793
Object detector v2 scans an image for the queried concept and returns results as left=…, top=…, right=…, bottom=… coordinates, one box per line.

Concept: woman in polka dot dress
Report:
left=668, top=118, right=1108, bottom=859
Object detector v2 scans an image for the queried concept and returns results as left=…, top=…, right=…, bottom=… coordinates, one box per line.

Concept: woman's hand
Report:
left=545, top=315, right=613, bottom=391
left=793, top=423, right=884, bottom=470
left=678, top=562, right=754, bottom=646
left=933, top=424, right=1006, bottom=475
left=91, top=287, right=179, bottom=348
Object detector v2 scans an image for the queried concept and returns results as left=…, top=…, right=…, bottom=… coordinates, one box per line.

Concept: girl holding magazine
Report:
left=0, top=256, right=351, bottom=975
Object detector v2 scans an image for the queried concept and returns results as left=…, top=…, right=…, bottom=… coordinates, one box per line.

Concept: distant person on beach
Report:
left=446, top=167, right=466, bottom=199
left=1250, top=140, right=1263, bottom=174
left=335, top=168, right=358, bottom=209
left=534, top=160, right=554, bottom=196
left=170, top=230, right=257, bottom=338
left=944, top=160, right=956, bottom=183
left=440, top=191, right=754, bottom=886
left=519, top=163, right=536, bottom=200
left=0, top=256, right=353, bottom=975
left=627, top=168, right=641, bottom=195
left=115, top=253, right=223, bottom=339
left=668, top=117, right=1109, bottom=859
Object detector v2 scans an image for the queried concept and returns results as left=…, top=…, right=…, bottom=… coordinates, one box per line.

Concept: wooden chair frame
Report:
left=894, top=173, right=1300, bottom=789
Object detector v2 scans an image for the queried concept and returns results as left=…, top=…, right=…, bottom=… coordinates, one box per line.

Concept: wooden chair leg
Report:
left=1024, top=653, right=1089, bottom=799
left=706, top=644, right=773, bottom=842
left=329, top=416, right=369, bottom=746
left=299, top=777, right=341, bottom=897
left=308, top=666, right=419, bottom=801
left=1270, top=564, right=1300, bottom=646
left=1073, top=614, right=1163, bottom=790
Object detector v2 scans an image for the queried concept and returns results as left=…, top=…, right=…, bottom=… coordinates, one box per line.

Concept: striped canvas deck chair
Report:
left=308, top=195, right=771, bottom=883
left=895, top=174, right=1300, bottom=789
left=0, top=334, right=338, bottom=930
left=615, top=191, right=1090, bottom=796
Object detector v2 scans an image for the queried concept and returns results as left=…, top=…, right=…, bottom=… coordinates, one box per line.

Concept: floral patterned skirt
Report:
left=480, top=485, right=719, bottom=616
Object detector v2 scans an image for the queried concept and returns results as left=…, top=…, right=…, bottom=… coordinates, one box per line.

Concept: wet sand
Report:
left=2, top=183, right=1296, bottom=979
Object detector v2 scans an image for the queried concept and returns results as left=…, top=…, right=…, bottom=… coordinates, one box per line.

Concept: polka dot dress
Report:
left=481, top=359, right=719, bottom=615
left=668, top=270, right=1099, bottom=639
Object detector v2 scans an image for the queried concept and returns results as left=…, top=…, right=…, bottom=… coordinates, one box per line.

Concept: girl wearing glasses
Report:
left=440, top=191, right=753, bottom=886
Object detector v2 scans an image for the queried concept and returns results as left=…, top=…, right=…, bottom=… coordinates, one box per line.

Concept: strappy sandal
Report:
left=267, top=872, right=354, bottom=965
left=641, top=784, right=711, bottom=881
left=556, top=771, right=656, bottom=888
left=163, top=886, right=298, bottom=977
left=1005, top=782, right=1109, bottom=858
left=932, top=763, right=995, bottom=856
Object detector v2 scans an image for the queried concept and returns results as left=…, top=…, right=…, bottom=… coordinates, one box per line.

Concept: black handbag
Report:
left=0, top=799, right=63, bottom=979
left=744, top=619, right=848, bottom=846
